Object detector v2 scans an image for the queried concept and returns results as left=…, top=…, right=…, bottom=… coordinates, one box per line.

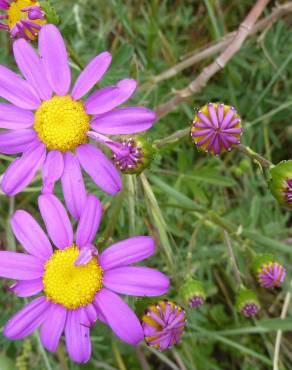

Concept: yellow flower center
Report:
left=7, top=0, right=46, bottom=36
left=34, top=96, right=90, bottom=152
left=43, top=245, right=103, bottom=309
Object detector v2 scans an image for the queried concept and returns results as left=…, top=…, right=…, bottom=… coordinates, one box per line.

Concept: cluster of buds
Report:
left=236, top=287, right=260, bottom=318
left=252, top=253, right=286, bottom=289
left=191, top=103, right=243, bottom=156
left=269, top=160, right=292, bottom=209
left=180, top=278, right=206, bottom=308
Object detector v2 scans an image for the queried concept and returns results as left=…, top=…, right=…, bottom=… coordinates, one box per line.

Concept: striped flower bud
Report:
left=191, top=103, right=243, bottom=156
left=181, top=278, right=206, bottom=308
left=268, top=160, right=292, bottom=208
left=236, top=288, right=260, bottom=317
left=142, top=300, right=186, bottom=351
left=252, top=253, right=286, bottom=289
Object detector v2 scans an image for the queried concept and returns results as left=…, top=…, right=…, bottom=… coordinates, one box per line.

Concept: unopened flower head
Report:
left=112, top=136, right=155, bottom=175
left=236, top=288, right=260, bottom=318
left=180, top=278, right=206, bottom=308
left=0, top=24, right=156, bottom=219
left=252, top=253, right=286, bottom=289
left=191, top=103, right=243, bottom=155
left=0, top=0, right=46, bottom=40
left=0, top=194, right=169, bottom=363
left=142, top=300, right=186, bottom=351
left=268, top=160, right=292, bottom=209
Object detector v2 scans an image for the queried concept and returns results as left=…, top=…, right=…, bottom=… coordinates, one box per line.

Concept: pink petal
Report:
left=39, top=24, right=71, bottom=96
left=71, top=51, right=112, bottom=100
left=77, top=144, right=122, bottom=195
left=13, top=38, right=52, bottom=101
left=99, top=236, right=155, bottom=271
left=76, top=194, right=102, bottom=247
left=1, top=143, right=46, bottom=196
left=40, top=304, right=67, bottom=353
left=10, top=279, right=43, bottom=297
left=0, top=251, right=44, bottom=280
left=11, top=210, right=53, bottom=261
left=0, top=103, right=34, bottom=129
left=0, top=65, right=40, bottom=109
left=94, top=288, right=143, bottom=345
left=0, top=129, right=37, bottom=154
left=38, top=194, right=73, bottom=249
left=90, top=107, right=156, bottom=135
left=61, top=152, right=86, bottom=220
left=42, top=150, right=64, bottom=194
left=85, top=79, right=137, bottom=115
left=103, top=266, right=169, bottom=296
left=4, top=297, right=51, bottom=340
left=65, top=309, right=91, bottom=363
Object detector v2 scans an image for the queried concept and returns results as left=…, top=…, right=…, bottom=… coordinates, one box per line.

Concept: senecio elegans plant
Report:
left=0, top=0, right=291, bottom=367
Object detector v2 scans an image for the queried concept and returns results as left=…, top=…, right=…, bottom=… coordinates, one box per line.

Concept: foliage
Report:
left=0, top=0, right=292, bottom=369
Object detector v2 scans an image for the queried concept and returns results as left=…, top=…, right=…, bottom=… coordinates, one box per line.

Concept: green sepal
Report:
left=235, top=287, right=260, bottom=312
left=180, top=277, right=206, bottom=305
left=251, top=253, right=275, bottom=275
left=122, top=135, right=156, bottom=175
left=41, top=0, right=60, bottom=25
left=268, top=160, right=292, bottom=207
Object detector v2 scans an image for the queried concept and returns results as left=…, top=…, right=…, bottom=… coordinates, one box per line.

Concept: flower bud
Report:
left=0, top=0, right=47, bottom=41
left=191, top=103, right=243, bottom=156
left=112, top=136, right=155, bottom=175
left=268, top=160, right=292, bottom=208
left=236, top=288, right=260, bottom=317
left=142, top=300, right=186, bottom=351
left=181, top=278, right=206, bottom=308
left=252, top=253, right=286, bottom=289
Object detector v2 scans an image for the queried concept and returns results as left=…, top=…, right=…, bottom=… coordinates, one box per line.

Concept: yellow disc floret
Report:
left=34, top=96, right=90, bottom=152
left=7, top=0, right=46, bottom=35
left=43, top=245, right=103, bottom=309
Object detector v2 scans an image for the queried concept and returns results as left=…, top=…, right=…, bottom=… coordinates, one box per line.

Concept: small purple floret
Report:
left=241, top=303, right=259, bottom=317
left=258, top=262, right=286, bottom=289
left=189, top=296, right=204, bottom=308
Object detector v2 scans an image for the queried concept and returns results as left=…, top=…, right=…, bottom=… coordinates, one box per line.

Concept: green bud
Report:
left=181, top=278, right=206, bottom=308
left=41, top=1, right=60, bottom=25
left=268, top=160, right=292, bottom=208
left=236, top=288, right=260, bottom=317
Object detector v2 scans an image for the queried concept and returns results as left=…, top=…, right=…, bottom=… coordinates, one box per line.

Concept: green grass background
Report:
left=0, top=0, right=292, bottom=369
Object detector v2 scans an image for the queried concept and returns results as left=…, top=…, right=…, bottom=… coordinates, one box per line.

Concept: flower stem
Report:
left=223, top=230, right=242, bottom=286
left=236, top=144, right=273, bottom=169
left=273, top=279, right=292, bottom=370
left=65, top=41, right=84, bottom=70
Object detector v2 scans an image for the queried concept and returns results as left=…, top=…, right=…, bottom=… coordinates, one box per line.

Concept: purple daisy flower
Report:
left=0, top=24, right=156, bottom=219
left=241, top=303, right=259, bottom=318
left=258, top=262, right=286, bottom=289
left=191, top=103, right=243, bottom=155
left=0, top=0, right=46, bottom=40
left=142, top=300, right=186, bottom=351
left=0, top=193, right=169, bottom=363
